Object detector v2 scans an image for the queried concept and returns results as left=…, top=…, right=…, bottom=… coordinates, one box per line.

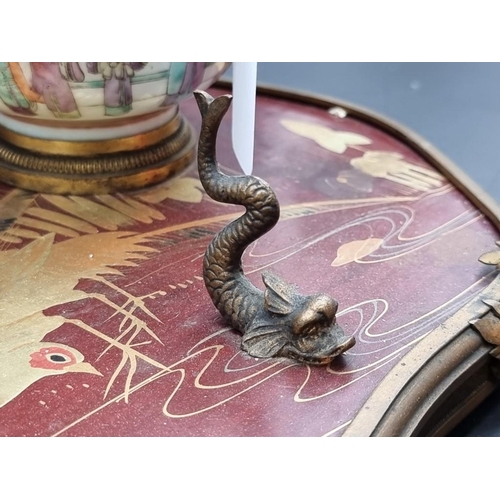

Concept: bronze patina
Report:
left=194, top=90, right=355, bottom=365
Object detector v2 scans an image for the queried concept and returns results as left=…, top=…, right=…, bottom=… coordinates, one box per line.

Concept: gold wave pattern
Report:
left=50, top=273, right=487, bottom=437
left=45, top=259, right=490, bottom=435
left=0, top=181, right=493, bottom=436
left=246, top=188, right=477, bottom=274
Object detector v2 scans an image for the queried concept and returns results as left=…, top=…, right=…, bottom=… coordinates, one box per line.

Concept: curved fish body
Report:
left=194, top=90, right=355, bottom=365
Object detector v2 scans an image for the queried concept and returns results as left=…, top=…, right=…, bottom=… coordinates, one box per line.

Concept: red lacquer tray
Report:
left=1, top=83, right=500, bottom=436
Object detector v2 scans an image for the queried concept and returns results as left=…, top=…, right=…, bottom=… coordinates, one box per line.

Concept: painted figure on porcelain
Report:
left=30, top=62, right=85, bottom=118
left=86, top=62, right=147, bottom=116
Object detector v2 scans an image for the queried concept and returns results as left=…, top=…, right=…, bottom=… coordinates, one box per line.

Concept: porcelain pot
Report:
left=0, top=62, right=229, bottom=194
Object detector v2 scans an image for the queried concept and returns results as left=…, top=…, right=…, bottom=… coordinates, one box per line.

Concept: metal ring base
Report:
left=0, top=115, right=196, bottom=195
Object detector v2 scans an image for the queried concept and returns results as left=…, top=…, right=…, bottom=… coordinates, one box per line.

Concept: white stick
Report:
left=231, top=62, right=257, bottom=175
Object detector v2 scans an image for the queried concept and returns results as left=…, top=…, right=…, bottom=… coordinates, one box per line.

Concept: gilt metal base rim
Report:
left=0, top=118, right=196, bottom=195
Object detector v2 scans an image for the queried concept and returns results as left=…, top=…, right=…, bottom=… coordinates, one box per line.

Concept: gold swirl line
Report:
left=186, top=327, right=234, bottom=355
left=46, top=185, right=491, bottom=432
left=322, top=420, right=353, bottom=437
left=138, top=195, right=419, bottom=240
left=326, top=333, right=428, bottom=375
left=346, top=273, right=493, bottom=340
left=51, top=343, right=287, bottom=433
left=193, top=358, right=286, bottom=390
left=52, top=271, right=482, bottom=434
left=381, top=208, right=474, bottom=244
left=293, top=336, right=426, bottom=404
left=51, top=366, right=178, bottom=436
left=121, top=196, right=418, bottom=288
left=356, top=214, right=483, bottom=264
left=243, top=209, right=481, bottom=275
left=163, top=364, right=295, bottom=419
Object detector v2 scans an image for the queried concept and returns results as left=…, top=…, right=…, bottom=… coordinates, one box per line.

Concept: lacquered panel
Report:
left=1, top=87, right=497, bottom=436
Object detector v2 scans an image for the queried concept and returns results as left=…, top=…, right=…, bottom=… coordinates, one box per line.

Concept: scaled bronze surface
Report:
left=194, top=90, right=355, bottom=365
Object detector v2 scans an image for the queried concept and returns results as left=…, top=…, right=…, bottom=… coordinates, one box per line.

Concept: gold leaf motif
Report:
left=336, top=169, right=374, bottom=193
left=0, top=234, right=22, bottom=244
left=0, top=189, right=34, bottom=220
left=25, top=207, right=99, bottom=234
left=95, top=195, right=156, bottom=224
left=16, top=216, right=80, bottom=238
left=281, top=119, right=372, bottom=154
left=5, top=227, right=43, bottom=239
left=1, top=233, right=54, bottom=295
left=0, top=189, right=36, bottom=243
left=350, top=151, right=443, bottom=191
left=1, top=184, right=199, bottom=247
left=120, top=196, right=165, bottom=221
left=136, top=177, right=205, bottom=204
left=0, top=231, right=153, bottom=328
left=331, top=238, right=383, bottom=267
left=479, top=251, right=500, bottom=266
left=42, top=195, right=124, bottom=231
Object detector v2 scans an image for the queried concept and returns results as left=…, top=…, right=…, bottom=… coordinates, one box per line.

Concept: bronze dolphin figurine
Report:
left=194, top=90, right=355, bottom=365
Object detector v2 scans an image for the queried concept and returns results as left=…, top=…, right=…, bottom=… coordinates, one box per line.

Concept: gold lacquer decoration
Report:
left=331, top=238, right=384, bottom=267
left=280, top=119, right=372, bottom=154
left=350, top=151, right=444, bottom=192
left=0, top=223, right=163, bottom=407
left=280, top=118, right=445, bottom=194
left=478, top=242, right=500, bottom=270
left=194, top=91, right=355, bottom=365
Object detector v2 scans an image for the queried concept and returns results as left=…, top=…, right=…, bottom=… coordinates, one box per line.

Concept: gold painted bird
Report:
left=0, top=230, right=152, bottom=408
left=0, top=314, right=101, bottom=408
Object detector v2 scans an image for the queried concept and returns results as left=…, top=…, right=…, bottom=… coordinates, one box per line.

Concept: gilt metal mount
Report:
left=194, top=90, right=355, bottom=365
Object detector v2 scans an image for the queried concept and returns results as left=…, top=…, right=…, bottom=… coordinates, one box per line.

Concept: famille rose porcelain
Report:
left=0, top=62, right=229, bottom=194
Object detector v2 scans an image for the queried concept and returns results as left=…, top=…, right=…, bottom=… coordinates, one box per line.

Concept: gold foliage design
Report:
left=280, top=119, right=372, bottom=154
left=136, top=177, right=205, bottom=204
left=0, top=178, right=204, bottom=245
left=331, top=238, right=384, bottom=267
left=280, top=117, right=445, bottom=194
left=350, top=151, right=444, bottom=191
left=479, top=241, right=500, bottom=269
left=0, top=178, right=209, bottom=406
